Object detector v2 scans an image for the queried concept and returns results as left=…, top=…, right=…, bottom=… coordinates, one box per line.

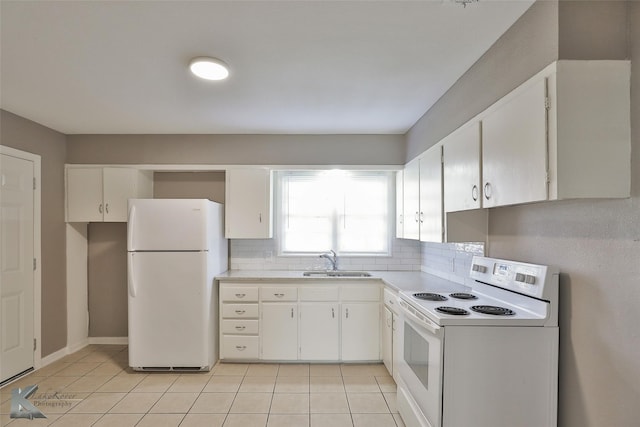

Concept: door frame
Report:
left=0, top=145, right=42, bottom=370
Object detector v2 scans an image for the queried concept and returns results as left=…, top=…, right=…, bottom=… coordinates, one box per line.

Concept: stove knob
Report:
left=472, top=264, right=487, bottom=273
left=525, top=275, right=536, bottom=285
left=515, top=273, right=526, bottom=283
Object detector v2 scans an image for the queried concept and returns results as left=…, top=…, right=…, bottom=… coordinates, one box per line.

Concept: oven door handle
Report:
left=400, top=302, right=441, bottom=336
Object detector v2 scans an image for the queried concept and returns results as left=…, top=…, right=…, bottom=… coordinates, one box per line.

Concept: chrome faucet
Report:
left=320, top=250, right=338, bottom=271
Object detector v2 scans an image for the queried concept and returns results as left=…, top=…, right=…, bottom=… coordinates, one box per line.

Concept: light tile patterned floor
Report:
left=1, top=345, right=405, bottom=427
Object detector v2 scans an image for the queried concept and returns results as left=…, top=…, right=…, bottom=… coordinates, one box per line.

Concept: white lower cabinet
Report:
left=382, top=305, right=393, bottom=374
left=261, top=303, right=298, bottom=360
left=299, top=303, right=340, bottom=361
left=219, top=281, right=380, bottom=362
left=341, top=302, right=380, bottom=361
left=219, top=283, right=260, bottom=361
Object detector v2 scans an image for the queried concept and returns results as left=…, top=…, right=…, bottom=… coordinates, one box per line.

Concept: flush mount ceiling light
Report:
left=189, top=57, right=229, bottom=81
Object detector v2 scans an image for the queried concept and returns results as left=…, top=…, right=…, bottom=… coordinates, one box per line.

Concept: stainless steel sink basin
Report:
left=302, top=270, right=372, bottom=277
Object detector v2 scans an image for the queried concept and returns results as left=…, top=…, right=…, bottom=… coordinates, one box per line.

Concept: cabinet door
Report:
left=67, top=168, right=103, bottom=222
left=225, top=169, right=272, bottom=239
left=299, top=303, right=339, bottom=361
left=391, top=313, right=400, bottom=383
left=261, top=303, right=297, bottom=360
left=443, top=122, right=482, bottom=212
left=103, top=168, right=138, bottom=222
left=395, top=170, right=404, bottom=238
left=381, top=306, right=393, bottom=375
left=341, top=303, right=380, bottom=361
left=482, top=79, right=548, bottom=208
left=402, top=159, right=420, bottom=240
left=300, top=303, right=340, bottom=360
left=419, top=146, right=443, bottom=243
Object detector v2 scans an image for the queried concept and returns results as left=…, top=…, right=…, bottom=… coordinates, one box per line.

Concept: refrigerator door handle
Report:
left=128, top=253, right=137, bottom=297
left=127, top=204, right=136, bottom=250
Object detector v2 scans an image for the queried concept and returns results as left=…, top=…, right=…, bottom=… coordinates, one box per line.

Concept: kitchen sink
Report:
left=302, top=270, right=372, bottom=277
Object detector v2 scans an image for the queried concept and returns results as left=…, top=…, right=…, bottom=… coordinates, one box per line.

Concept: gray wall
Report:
left=0, top=109, right=67, bottom=357
left=408, top=2, right=638, bottom=426
left=67, top=134, right=405, bottom=166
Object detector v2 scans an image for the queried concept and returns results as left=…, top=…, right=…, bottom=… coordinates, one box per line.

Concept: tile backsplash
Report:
left=421, top=241, right=485, bottom=284
left=230, top=238, right=422, bottom=271
left=230, top=238, right=484, bottom=282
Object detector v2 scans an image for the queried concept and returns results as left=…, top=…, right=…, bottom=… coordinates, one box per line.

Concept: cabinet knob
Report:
left=472, top=185, right=479, bottom=202
left=484, top=182, right=492, bottom=200
left=399, top=214, right=403, bottom=225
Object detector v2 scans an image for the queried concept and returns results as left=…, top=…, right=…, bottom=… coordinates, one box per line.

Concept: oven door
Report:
left=396, top=299, right=444, bottom=427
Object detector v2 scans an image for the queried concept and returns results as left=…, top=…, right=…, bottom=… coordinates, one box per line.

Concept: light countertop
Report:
left=216, top=270, right=469, bottom=293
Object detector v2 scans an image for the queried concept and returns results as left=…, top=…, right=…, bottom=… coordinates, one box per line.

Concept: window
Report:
left=277, top=170, right=392, bottom=256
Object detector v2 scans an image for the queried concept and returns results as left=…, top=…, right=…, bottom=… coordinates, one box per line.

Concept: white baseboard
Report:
left=67, top=338, right=89, bottom=355
left=88, top=337, right=128, bottom=345
left=40, top=347, right=69, bottom=367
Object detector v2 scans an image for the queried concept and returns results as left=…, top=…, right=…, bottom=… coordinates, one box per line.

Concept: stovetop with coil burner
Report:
left=399, top=256, right=559, bottom=327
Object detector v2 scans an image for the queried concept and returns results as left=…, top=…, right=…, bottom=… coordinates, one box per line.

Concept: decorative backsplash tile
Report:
left=230, top=238, right=422, bottom=271
left=421, top=241, right=485, bottom=284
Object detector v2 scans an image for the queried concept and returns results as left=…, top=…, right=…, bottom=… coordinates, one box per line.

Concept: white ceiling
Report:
left=0, top=1, right=534, bottom=135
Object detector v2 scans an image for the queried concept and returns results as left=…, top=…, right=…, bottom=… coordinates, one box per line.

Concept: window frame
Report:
left=275, top=170, right=394, bottom=257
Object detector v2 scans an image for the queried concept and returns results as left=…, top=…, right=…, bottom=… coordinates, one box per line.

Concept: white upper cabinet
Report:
left=443, top=121, right=482, bottom=212
left=402, top=158, right=420, bottom=240
left=482, top=79, right=548, bottom=208
left=225, top=168, right=273, bottom=239
left=401, top=146, right=444, bottom=243
left=395, top=170, right=404, bottom=239
left=66, top=167, right=152, bottom=222
left=419, top=145, right=443, bottom=243
left=548, top=61, right=630, bottom=200
left=481, top=60, right=630, bottom=208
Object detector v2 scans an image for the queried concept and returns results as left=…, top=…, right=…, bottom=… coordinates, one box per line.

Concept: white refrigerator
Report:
left=127, top=199, right=228, bottom=371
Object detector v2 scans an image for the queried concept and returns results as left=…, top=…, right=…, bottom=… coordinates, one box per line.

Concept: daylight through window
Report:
left=277, top=170, right=392, bottom=256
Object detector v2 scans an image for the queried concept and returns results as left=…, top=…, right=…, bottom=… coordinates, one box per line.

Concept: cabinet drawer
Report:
left=222, top=336, right=259, bottom=360
left=383, top=288, right=399, bottom=313
left=261, top=287, right=297, bottom=301
left=341, top=285, right=381, bottom=302
left=222, top=320, right=259, bottom=335
left=222, top=304, right=259, bottom=318
left=220, top=287, right=259, bottom=302
left=299, top=286, right=339, bottom=301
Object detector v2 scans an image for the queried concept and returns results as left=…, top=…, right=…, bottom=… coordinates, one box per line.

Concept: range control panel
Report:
left=469, top=256, right=558, bottom=301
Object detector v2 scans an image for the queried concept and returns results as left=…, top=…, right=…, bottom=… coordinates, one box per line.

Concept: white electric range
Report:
left=395, top=256, right=559, bottom=427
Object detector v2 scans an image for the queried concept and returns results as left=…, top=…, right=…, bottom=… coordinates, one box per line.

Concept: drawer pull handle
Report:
left=235, top=326, right=246, bottom=331
left=235, top=310, right=246, bottom=315
left=235, top=345, right=246, bottom=351
left=235, top=293, right=246, bottom=298
left=346, top=308, right=349, bottom=319
left=274, top=293, right=284, bottom=298
left=332, top=308, right=335, bottom=318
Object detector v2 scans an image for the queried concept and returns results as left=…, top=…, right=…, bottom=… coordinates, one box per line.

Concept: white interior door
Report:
left=1, top=153, right=35, bottom=383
